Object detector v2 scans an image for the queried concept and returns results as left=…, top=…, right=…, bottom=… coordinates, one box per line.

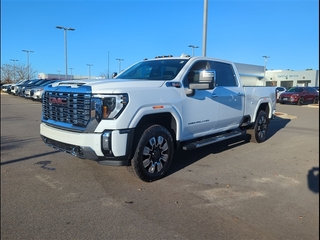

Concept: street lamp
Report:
left=87, top=64, right=93, bottom=79
left=188, top=45, right=199, bottom=56
left=116, top=58, right=124, bottom=73
left=56, top=26, right=75, bottom=79
left=22, top=50, right=34, bottom=79
left=69, top=67, right=74, bottom=79
left=262, top=56, right=270, bottom=79
left=202, top=0, right=208, bottom=57
left=10, top=59, right=19, bottom=82
left=108, top=51, right=110, bottom=79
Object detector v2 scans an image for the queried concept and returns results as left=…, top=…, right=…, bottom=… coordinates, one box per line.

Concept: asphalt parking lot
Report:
left=1, top=92, right=319, bottom=240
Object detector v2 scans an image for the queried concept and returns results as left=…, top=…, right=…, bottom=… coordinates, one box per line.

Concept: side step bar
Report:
left=182, top=130, right=245, bottom=151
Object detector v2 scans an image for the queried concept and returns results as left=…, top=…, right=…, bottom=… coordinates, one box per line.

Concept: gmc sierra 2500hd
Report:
left=40, top=54, right=276, bottom=182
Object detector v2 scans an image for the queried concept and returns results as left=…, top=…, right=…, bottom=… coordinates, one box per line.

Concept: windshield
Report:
left=116, top=59, right=190, bottom=80
left=287, top=87, right=303, bottom=93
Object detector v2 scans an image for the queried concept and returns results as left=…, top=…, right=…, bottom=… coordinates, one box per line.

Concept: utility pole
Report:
left=202, top=0, right=208, bottom=56
left=56, top=26, right=75, bottom=79
left=262, top=56, right=270, bottom=79
left=22, top=50, right=34, bottom=79
left=188, top=45, right=199, bottom=56
left=108, top=51, right=110, bottom=79
left=116, top=58, right=124, bottom=73
left=10, top=59, right=19, bottom=82
left=87, top=64, right=93, bottom=79
left=69, top=67, right=74, bottom=79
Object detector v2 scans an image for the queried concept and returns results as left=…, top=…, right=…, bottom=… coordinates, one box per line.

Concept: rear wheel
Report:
left=313, top=97, right=319, bottom=104
left=247, top=110, right=268, bottom=143
left=127, top=125, right=174, bottom=182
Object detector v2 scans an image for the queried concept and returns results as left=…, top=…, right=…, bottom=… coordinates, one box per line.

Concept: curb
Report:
left=275, top=112, right=298, bottom=119
left=304, top=104, right=319, bottom=108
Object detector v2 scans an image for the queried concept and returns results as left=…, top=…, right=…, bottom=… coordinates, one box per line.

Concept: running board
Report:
left=182, top=130, right=245, bottom=151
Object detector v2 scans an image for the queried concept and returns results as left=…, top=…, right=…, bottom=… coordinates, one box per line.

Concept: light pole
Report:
left=202, top=0, right=208, bottom=57
left=57, top=70, right=61, bottom=79
left=87, top=64, right=93, bottom=79
left=69, top=67, right=74, bottom=79
left=10, top=59, right=19, bottom=82
left=22, top=50, right=34, bottom=79
left=116, top=58, right=124, bottom=73
left=108, top=51, right=110, bottom=79
left=188, top=45, right=199, bottom=56
left=262, top=56, right=270, bottom=79
left=56, top=26, right=75, bottom=79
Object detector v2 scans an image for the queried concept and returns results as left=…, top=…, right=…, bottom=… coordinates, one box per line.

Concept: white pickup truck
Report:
left=40, top=55, right=276, bottom=182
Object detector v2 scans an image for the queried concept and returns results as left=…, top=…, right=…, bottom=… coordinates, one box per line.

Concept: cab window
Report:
left=209, top=61, right=237, bottom=86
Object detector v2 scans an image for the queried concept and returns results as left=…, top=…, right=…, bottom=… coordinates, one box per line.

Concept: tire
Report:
left=297, top=97, right=304, bottom=105
left=247, top=110, right=268, bottom=143
left=127, top=125, right=174, bottom=182
left=313, top=97, right=319, bottom=104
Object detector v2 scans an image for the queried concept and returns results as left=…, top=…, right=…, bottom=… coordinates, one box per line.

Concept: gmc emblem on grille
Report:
left=49, top=97, right=67, bottom=105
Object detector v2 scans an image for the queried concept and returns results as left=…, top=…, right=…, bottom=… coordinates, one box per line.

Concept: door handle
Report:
left=237, top=92, right=245, bottom=97
left=211, top=93, right=218, bottom=98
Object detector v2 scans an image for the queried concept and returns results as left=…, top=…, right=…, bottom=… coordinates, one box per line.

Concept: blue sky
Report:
left=1, top=0, right=319, bottom=78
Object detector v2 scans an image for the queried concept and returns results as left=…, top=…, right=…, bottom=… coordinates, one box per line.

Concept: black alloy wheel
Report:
left=128, top=125, right=174, bottom=182
left=247, top=110, right=268, bottom=143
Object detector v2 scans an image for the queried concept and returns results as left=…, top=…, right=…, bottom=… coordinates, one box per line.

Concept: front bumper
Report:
left=278, top=99, right=298, bottom=104
left=278, top=96, right=299, bottom=104
left=40, top=123, right=134, bottom=166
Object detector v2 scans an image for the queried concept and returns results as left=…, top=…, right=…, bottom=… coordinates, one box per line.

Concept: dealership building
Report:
left=264, top=69, right=319, bottom=89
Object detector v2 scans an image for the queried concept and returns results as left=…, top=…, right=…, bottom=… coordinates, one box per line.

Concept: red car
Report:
left=279, top=86, right=319, bottom=105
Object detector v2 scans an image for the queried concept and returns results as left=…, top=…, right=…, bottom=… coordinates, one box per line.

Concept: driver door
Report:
left=181, top=60, right=220, bottom=141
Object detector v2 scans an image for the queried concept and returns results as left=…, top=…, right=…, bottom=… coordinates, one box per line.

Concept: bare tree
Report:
left=1, top=64, right=13, bottom=83
left=1, top=63, right=37, bottom=83
left=99, top=70, right=109, bottom=79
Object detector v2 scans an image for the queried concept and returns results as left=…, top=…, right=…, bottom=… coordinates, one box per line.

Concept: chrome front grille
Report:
left=42, top=91, right=92, bottom=128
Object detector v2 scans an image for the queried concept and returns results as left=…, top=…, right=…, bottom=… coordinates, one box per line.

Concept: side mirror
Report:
left=189, top=69, right=216, bottom=90
left=112, top=72, right=118, bottom=78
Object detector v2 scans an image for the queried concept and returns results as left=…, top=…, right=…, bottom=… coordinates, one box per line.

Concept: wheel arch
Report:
left=135, top=112, right=179, bottom=149
left=252, top=102, right=270, bottom=123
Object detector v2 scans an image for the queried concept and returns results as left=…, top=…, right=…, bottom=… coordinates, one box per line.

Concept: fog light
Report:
left=102, top=131, right=111, bottom=151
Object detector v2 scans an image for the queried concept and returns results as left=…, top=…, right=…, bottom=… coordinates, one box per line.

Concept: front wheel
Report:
left=127, top=125, right=174, bottom=182
left=247, top=110, right=268, bottom=143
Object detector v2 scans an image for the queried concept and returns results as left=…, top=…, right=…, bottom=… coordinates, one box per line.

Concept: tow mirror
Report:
left=189, top=69, right=216, bottom=90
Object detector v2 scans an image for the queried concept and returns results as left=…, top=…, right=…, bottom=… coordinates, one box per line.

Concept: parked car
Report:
left=276, top=86, right=287, bottom=102
left=1, top=84, right=11, bottom=92
left=278, top=86, right=319, bottom=105
left=10, top=79, right=30, bottom=95
left=16, top=79, right=46, bottom=97
left=23, top=79, right=53, bottom=98
left=29, top=80, right=61, bottom=101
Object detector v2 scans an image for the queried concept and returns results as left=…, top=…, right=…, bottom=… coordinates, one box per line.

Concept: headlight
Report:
left=91, top=94, right=128, bottom=120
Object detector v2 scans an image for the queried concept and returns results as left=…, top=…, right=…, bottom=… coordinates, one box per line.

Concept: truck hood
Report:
left=51, top=79, right=165, bottom=93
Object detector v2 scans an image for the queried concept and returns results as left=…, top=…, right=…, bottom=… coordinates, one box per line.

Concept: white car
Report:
left=276, top=86, right=287, bottom=102
left=30, top=80, right=60, bottom=101
left=1, top=84, right=11, bottom=92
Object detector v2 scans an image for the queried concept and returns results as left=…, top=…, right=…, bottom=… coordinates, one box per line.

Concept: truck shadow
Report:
left=167, top=117, right=291, bottom=176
